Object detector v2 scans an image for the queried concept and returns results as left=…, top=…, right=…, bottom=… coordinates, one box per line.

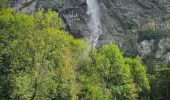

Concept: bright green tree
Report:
left=0, top=8, right=151, bottom=100
left=0, top=8, right=88, bottom=100
left=125, top=57, right=150, bottom=99
left=91, top=45, right=138, bottom=100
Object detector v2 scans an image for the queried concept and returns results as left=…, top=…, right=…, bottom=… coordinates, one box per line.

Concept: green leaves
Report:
left=0, top=8, right=151, bottom=100
left=125, top=57, right=150, bottom=98
left=0, top=0, right=7, bottom=9
left=90, top=45, right=150, bottom=99
left=0, top=8, right=86, bottom=100
left=150, top=62, right=170, bottom=100
left=34, top=9, right=62, bottom=30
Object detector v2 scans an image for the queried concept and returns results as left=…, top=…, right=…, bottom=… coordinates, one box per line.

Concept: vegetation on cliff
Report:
left=0, top=3, right=169, bottom=100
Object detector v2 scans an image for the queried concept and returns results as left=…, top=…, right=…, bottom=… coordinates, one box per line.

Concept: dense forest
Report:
left=0, top=0, right=170, bottom=100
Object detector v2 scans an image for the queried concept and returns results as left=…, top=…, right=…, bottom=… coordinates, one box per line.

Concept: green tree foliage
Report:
left=125, top=57, right=150, bottom=99
left=77, top=52, right=112, bottom=100
left=0, top=0, right=7, bottom=9
left=0, top=8, right=151, bottom=100
left=150, top=62, right=170, bottom=100
left=145, top=56, right=170, bottom=100
left=91, top=45, right=138, bottom=100
left=155, top=63, right=170, bottom=100
left=0, top=8, right=88, bottom=100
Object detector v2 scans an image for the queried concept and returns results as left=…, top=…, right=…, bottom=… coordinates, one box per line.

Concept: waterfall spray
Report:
left=86, top=0, right=102, bottom=50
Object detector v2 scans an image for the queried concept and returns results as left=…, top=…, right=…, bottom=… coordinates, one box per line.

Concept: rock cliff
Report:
left=8, top=0, right=170, bottom=64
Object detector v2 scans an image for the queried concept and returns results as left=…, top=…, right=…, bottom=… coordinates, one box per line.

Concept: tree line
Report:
left=0, top=2, right=169, bottom=100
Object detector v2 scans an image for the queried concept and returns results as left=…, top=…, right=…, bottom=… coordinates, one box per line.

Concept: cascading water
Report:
left=86, top=0, right=102, bottom=50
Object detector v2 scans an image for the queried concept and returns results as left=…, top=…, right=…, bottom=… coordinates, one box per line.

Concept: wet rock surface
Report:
left=8, top=0, right=170, bottom=64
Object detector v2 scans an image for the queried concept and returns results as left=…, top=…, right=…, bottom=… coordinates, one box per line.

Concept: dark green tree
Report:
left=150, top=62, right=170, bottom=100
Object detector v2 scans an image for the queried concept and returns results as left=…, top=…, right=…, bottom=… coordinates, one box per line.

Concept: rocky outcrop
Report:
left=156, top=38, right=170, bottom=62
left=138, top=40, right=155, bottom=58
left=8, top=0, right=170, bottom=64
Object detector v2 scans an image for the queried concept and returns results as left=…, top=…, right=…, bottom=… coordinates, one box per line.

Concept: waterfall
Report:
left=86, top=0, right=102, bottom=49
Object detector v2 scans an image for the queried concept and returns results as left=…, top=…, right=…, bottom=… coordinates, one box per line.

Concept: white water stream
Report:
left=86, top=0, right=102, bottom=49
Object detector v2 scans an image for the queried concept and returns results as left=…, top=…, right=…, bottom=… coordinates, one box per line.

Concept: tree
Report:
left=125, top=57, right=150, bottom=99
left=91, top=45, right=138, bottom=100
left=150, top=62, right=170, bottom=100
left=0, top=8, right=151, bottom=100
left=0, top=8, right=88, bottom=100
left=0, top=0, right=7, bottom=9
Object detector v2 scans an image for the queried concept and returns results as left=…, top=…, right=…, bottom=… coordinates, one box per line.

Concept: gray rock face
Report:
left=8, top=0, right=170, bottom=63
left=138, top=40, right=155, bottom=58
left=156, top=38, right=170, bottom=62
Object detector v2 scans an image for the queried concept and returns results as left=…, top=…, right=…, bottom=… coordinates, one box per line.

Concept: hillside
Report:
left=0, top=0, right=169, bottom=100
left=8, top=0, right=170, bottom=64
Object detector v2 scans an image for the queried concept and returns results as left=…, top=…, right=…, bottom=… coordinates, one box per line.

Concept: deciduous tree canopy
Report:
left=0, top=8, right=150, bottom=100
